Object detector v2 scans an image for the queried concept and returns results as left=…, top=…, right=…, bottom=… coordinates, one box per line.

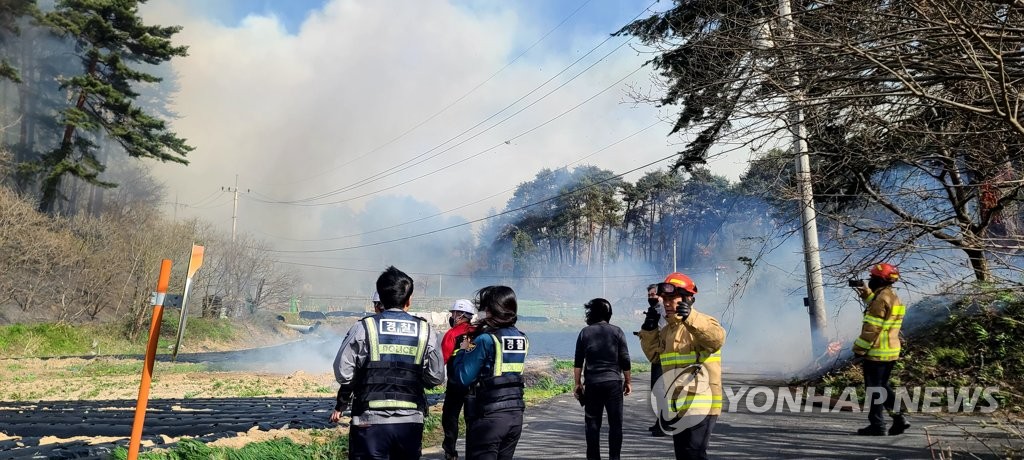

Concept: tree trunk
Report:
left=39, top=56, right=97, bottom=214
left=964, top=247, right=991, bottom=282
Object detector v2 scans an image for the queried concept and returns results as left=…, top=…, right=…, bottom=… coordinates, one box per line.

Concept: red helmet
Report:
left=659, top=272, right=698, bottom=296
left=869, top=263, right=900, bottom=282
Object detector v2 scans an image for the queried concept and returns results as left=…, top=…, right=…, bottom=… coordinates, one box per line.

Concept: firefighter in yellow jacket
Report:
left=639, top=272, right=725, bottom=460
left=852, top=262, right=910, bottom=436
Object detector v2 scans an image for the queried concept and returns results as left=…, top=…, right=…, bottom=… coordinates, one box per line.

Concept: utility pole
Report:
left=673, top=239, right=677, bottom=272
left=170, top=193, right=188, bottom=221
left=221, top=175, right=249, bottom=242
left=779, top=0, right=828, bottom=357
left=601, top=256, right=606, bottom=298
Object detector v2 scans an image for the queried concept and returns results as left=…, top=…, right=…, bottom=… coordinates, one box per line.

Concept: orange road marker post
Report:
left=128, top=259, right=172, bottom=460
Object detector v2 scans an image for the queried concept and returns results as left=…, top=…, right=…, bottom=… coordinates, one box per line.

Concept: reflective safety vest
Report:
left=471, top=327, right=529, bottom=414
left=854, top=287, right=906, bottom=362
left=639, top=309, right=725, bottom=416
left=660, top=350, right=723, bottom=412
left=660, top=350, right=721, bottom=369
left=352, top=309, right=430, bottom=415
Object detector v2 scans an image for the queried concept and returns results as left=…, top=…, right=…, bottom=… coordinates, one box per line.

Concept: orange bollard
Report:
left=127, top=259, right=172, bottom=460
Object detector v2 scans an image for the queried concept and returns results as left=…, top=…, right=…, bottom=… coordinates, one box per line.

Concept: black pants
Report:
left=349, top=422, right=423, bottom=460
left=466, top=409, right=523, bottom=460
left=584, top=380, right=623, bottom=460
left=651, top=359, right=663, bottom=389
left=650, top=360, right=664, bottom=430
left=442, top=385, right=470, bottom=456
left=863, top=360, right=897, bottom=428
left=671, top=414, right=717, bottom=460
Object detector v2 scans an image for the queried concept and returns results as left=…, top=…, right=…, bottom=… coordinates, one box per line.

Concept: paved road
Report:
left=424, top=375, right=1022, bottom=459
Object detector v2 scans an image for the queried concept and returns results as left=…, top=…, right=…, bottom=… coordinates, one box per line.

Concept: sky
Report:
left=126, top=0, right=879, bottom=369
left=139, top=0, right=761, bottom=293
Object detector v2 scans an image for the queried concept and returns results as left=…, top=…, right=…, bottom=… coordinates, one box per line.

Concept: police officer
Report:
left=333, top=267, right=446, bottom=459
left=452, top=285, right=528, bottom=460
left=331, top=292, right=385, bottom=424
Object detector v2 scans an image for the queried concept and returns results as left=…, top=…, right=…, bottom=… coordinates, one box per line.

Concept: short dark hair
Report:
left=647, top=284, right=657, bottom=292
left=585, top=298, right=612, bottom=324
left=376, top=266, right=414, bottom=309
left=475, top=285, right=518, bottom=330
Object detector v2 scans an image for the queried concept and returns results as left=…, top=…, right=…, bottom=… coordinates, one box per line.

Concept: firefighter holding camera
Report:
left=850, top=263, right=910, bottom=436
left=638, top=273, right=725, bottom=460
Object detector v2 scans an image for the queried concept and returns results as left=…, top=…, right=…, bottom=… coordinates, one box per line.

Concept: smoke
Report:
left=274, top=194, right=477, bottom=298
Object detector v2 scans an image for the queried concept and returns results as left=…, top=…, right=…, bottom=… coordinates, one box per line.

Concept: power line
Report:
left=187, top=189, right=224, bottom=208
left=247, top=62, right=645, bottom=209
left=264, top=0, right=596, bottom=188
left=252, top=119, right=664, bottom=243
left=189, top=193, right=233, bottom=210
left=265, top=150, right=679, bottom=254
left=262, top=2, right=657, bottom=205
left=271, top=260, right=714, bottom=280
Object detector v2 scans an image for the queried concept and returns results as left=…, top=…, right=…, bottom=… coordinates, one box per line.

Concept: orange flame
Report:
left=826, top=341, right=843, bottom=356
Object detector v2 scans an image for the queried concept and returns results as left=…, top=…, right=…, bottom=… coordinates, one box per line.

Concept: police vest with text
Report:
left=352, top=310, right=430, bottom=415
left=473, top=327, right=529, bottom=413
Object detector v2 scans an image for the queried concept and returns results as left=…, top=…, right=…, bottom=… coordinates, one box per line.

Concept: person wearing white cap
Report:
left=371, top=291, right=383, bottom=314
left=440, top=299, right=477, bottom=460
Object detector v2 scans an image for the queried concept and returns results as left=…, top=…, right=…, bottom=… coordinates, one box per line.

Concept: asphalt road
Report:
left=423, top=375, right=1023, bottom=460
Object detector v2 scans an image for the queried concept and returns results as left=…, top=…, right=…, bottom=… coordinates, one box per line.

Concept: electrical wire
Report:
left=189, top=193, right=233, bottom=210
left=186, top=189, right=224, bottom=208
left=247, top=62, right=645, bottom=208
left=264, top=0, right=596, bottom=188
left=271, top=260, right=714, bottom=280
left=251, top=120, right=664, bottom=243
left=265, top=150, right=679, bottom=254
left=261, top=1, right=657, bottom=205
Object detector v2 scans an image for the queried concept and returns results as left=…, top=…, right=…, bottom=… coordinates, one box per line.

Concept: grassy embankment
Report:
left=810, top=291, right=1024, bottom=412
left=0, top=313, right=305, bottom=401
left=0, top=311, right=237, bottom=358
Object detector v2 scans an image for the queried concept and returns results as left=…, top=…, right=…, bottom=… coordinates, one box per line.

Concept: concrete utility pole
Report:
left=673, top=239, right=677, bottom=272
left=170, top=193, right=188, bottom=221
left=779, top=0, right=829, bottom=357
left=221, top=175, right=249, bottom=243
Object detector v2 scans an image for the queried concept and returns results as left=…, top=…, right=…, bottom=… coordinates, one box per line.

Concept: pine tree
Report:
left=0, top=0, right=37, bottom=83
left=37, top=0, right=192, bottom=213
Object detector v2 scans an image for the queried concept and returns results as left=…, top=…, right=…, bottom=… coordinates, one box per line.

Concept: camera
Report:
left=848, top=279, right=865, bottom=287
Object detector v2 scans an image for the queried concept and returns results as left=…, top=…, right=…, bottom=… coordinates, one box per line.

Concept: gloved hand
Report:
left=676, top=297, right=694, bottom=321
left=641, top=306, right=660, bottom=331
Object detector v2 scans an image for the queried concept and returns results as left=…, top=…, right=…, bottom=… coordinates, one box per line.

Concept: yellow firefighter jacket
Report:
left=639, top=308, right=726, bottom=415
left=852, top=285, right=905, bottom=362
